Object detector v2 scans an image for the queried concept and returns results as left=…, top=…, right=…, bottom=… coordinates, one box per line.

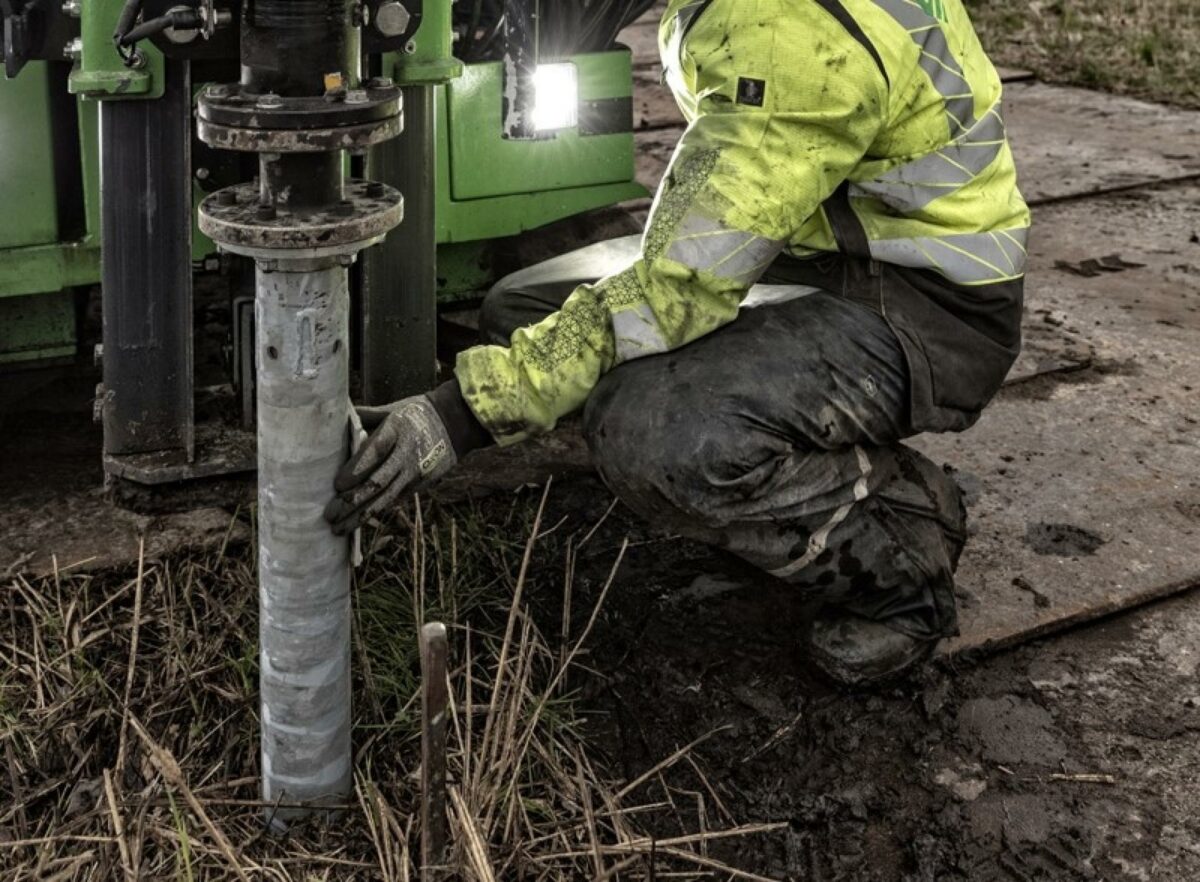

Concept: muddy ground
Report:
left=4, top=189, right=1198, bottom=882
left=506, top=474, right=1200, bottom=881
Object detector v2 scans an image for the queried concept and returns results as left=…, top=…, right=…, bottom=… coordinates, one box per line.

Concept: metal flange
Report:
left=199, top=179, right=404, bottom=256
left=196, top=81, right=404, bottom=153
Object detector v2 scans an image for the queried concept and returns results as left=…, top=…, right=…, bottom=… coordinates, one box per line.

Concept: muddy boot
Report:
left=808, top=607, right=939, bottom=687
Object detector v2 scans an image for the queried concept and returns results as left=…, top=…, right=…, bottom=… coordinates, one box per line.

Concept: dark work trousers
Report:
left=478, top=239, right=970, bottom=639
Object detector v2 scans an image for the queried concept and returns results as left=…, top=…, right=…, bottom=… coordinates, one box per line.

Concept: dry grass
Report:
left=0, top=485, right=781, bottom=880
left=967, top=0, right=1200, bottom=108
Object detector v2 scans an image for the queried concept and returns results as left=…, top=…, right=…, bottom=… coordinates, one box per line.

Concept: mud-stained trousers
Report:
left=478, top=238, right=970, bottom=640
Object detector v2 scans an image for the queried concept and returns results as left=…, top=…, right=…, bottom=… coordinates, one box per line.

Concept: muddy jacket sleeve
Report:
left=454, top=0, right=888, bottom=445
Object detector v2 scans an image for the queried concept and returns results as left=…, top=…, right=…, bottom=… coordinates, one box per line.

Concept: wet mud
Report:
left=518, top=474, right=1200, bottom=881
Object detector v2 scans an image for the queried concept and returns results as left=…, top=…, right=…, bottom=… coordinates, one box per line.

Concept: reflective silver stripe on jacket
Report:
left=666, top=210, right=786, bottom=286
left=869, top=227, right=1029, bottom=284
left=854, top=0, right=1007, bottom=213
left=612, top=304, right=670, bottom=364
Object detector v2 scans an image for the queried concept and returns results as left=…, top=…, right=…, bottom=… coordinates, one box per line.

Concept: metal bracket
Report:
left=68, top=0, right=164, bottom=99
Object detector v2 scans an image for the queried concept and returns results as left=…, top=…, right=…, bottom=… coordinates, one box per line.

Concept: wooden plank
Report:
left=1004, top=82, right=1200, bottom=204
left=924, top=182, right=1200, bottom=657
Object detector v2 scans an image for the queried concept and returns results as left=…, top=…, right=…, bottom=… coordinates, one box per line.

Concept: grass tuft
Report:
left=967, top=0, right=1200, bottom=108
left=0, top=486, right=780, bottom=880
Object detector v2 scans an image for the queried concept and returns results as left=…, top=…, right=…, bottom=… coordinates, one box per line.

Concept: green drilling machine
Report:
left=0, top=0, right=651, bottom=491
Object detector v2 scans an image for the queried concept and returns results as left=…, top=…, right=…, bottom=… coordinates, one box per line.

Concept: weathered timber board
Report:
left=925, top=184, right=1200, bottom=657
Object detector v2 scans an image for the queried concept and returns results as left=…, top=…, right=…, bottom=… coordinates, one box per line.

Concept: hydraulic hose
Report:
left=118, top=9, right=201, bottom=46
left=113, top=0, right=144, bottom=43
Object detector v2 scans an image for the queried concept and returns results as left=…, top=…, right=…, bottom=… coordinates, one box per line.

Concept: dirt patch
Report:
left=1025, top=522, right=1108, bottom=557
left=957, top=695, right=1068, bottom=766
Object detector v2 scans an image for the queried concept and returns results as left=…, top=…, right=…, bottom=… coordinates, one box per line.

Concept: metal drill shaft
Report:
left=256, top=258, right=352, bottom=823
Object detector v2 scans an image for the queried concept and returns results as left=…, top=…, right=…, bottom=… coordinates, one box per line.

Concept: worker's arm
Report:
left=455, top=0, right=889, bottom=444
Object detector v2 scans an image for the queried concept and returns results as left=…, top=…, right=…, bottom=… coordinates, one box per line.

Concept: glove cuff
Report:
left=427, top=378, right=495, bottom=459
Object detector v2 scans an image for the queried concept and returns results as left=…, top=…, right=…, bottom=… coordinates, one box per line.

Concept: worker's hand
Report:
left=323, top=395, right=457, bottom=535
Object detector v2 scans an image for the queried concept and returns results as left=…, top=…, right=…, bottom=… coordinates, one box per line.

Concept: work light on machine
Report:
left=533, top=62, right=579, bottom=131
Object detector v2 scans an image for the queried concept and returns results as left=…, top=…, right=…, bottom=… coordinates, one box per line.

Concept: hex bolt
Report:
left=345, top=89, right=369, bottom=105
left=366, top=76, right=394, bottom=90
left=256, top=203, right=277, bottom=221
left=256, top=92, right=284, bottom=109
left=195, top=166, right=211, bottom=181
left=335, top=200, right=356, bottom=217
left=217, top=189, right=238, bottom=206
left=374, top=1, right=411, bottom=38
left=61, top=0, right=81, bottom=17
left=63, top=38, right=82, bottom=61
left=206, top=83, right=230, bottom=99
left=365, top=181, right=385, bottom=198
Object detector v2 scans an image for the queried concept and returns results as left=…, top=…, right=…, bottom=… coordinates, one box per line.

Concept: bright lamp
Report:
left=532, top=63, right=579, bottom=132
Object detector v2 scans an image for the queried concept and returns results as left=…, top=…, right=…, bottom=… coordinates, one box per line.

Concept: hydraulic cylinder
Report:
left=99, top=58, right=193, bottom=460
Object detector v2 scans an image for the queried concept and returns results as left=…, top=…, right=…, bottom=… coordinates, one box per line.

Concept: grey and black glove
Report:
left=324, top=380, right=492, bottom=535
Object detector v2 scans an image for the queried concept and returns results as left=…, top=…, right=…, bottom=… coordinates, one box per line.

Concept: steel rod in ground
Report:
left=257, top=257, right=353, bottom=826
left=420, top=622, right=449, bottom=878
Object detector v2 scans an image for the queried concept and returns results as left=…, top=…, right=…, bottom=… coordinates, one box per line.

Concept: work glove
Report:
left=324, top=380, right=491, bottom=535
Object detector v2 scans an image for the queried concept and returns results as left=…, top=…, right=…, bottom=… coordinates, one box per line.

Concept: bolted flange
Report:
left=199, top=179, right=404, bottom=258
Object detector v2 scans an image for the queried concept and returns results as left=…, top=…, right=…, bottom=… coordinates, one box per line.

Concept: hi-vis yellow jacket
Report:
left=456, top=0, right=1031, bottom=444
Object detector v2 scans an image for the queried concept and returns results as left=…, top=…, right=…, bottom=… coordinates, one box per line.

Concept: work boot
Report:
left=807, top=607, right=938, bottom=688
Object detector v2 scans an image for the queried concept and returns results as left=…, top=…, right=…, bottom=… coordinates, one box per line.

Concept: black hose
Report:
left=112, top=0, right=144, bottom=42
left=118, top=9, right=200, bottom=46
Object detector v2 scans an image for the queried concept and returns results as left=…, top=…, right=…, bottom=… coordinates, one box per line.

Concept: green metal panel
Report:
left=0, top=291, right=77, bottom=364
left=0, top=63, right=60, bottom=249
left=0, top=241, right=99, bottom=298
left=444, top=52, right=636, bottom=202
left=435, top=50, right=647, bottom=246
left=0, top=84, right=101, bottom=299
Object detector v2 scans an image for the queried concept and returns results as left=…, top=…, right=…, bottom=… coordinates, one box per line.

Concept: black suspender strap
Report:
left=810, top=0, right=891, bottom=87
left=824, top=180, right=873, bottom=261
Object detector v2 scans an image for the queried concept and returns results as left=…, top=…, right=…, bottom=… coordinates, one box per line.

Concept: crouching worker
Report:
left=325, top=0, right=1030, bottom=686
